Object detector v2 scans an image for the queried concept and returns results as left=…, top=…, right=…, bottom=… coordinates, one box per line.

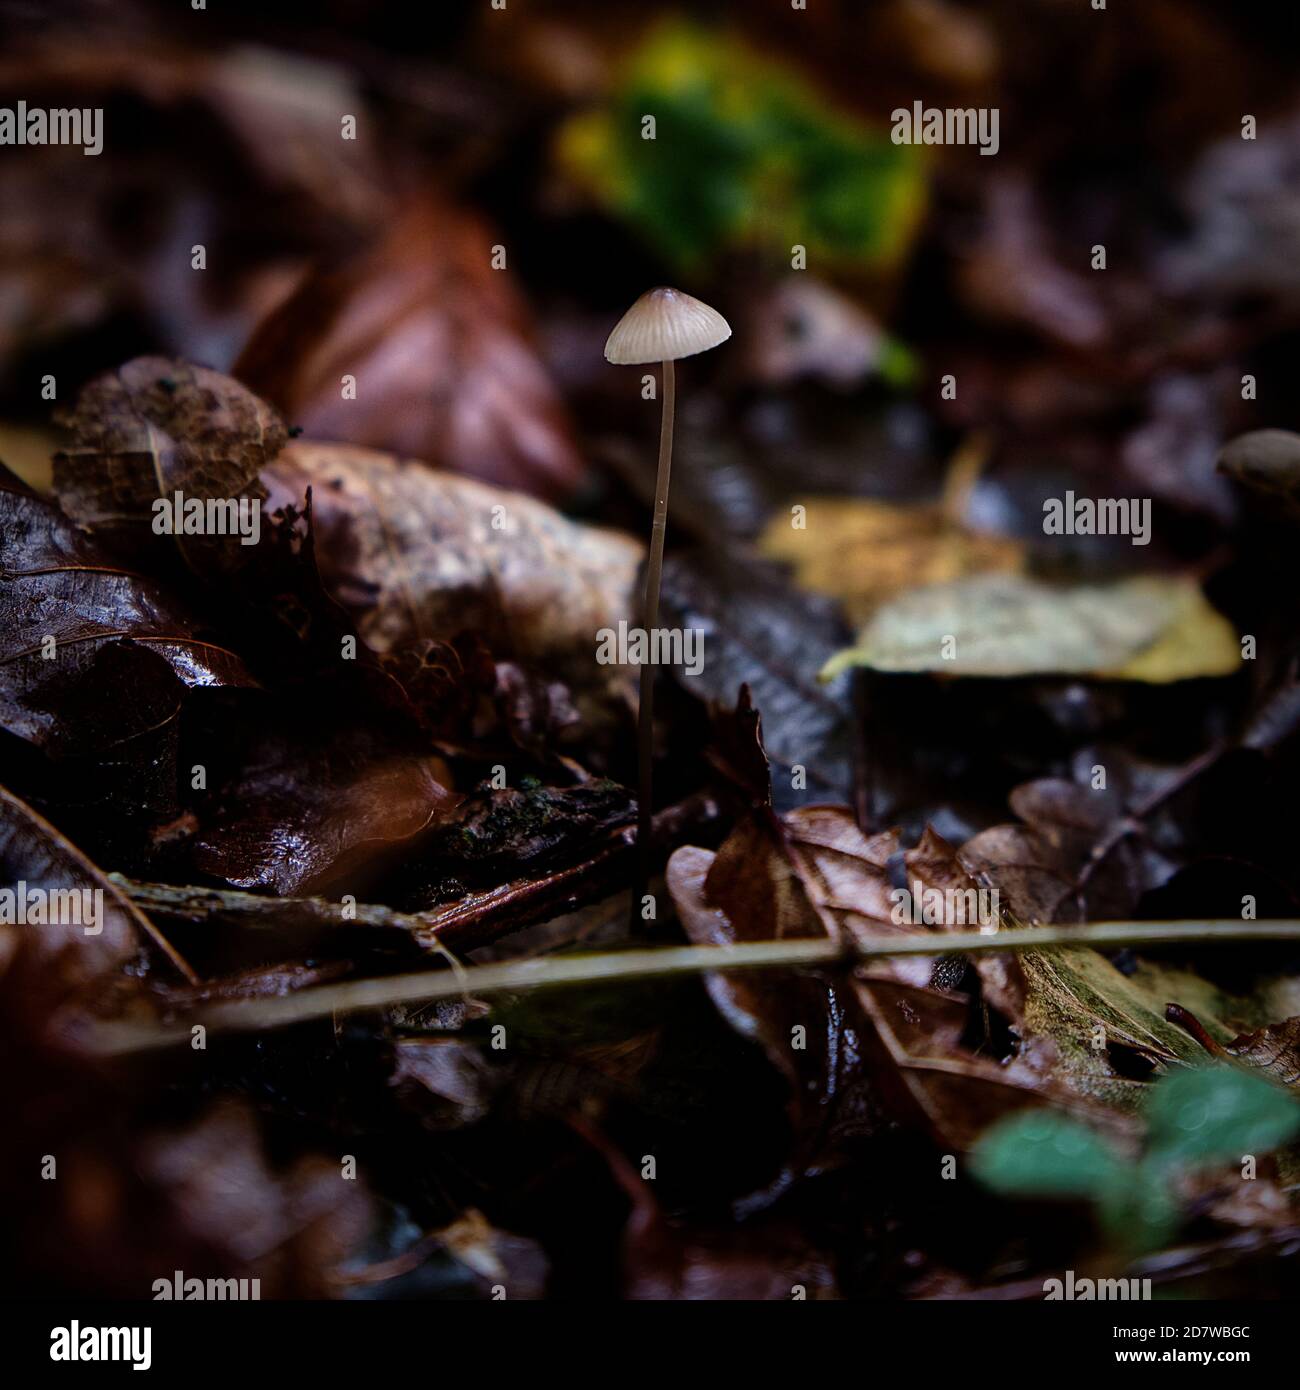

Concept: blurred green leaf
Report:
left=1097, top=1156, right=1183, bottom=1252
left=557, top=19, right=924, bottom=273
left=973, top=1065, right=1300, bottom=1256
left=1146, top=1064, right=1300, bottom=1165
left=970, top=1110, right=1123, bottom=1198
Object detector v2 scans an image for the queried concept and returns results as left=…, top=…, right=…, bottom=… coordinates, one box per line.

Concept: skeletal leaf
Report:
left=53, top=357, right=281, bottom=546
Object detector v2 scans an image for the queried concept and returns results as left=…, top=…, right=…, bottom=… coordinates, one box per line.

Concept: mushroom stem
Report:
left=636, top=358, right=675, bottom=910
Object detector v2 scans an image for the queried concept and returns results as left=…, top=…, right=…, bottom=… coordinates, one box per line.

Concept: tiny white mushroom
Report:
left=605, top=287, right=730, bottom=911
left=604, top=286, right=731, bottom=365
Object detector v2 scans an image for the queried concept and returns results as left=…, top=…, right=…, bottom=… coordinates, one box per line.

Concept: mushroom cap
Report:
left=604, top=286, right=731, bottom=365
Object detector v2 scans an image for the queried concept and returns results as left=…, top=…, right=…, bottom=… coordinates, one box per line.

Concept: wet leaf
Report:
left=191, top=721, right=461, bottom=897
left=0, top=474, right=255, bottom=770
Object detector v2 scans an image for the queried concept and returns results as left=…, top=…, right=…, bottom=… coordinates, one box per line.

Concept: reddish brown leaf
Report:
left=236, top=198, right=587, bottom=501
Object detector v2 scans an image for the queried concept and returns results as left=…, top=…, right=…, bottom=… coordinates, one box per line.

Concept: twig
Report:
left=83, top=918, right=1300, bottom=1056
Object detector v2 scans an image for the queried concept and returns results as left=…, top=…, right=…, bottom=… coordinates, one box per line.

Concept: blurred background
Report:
left=2, top=0, right=1298, bottom=518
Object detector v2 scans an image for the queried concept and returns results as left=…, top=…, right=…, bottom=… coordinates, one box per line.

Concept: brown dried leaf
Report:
left=667, top=804, right=1101, bottom=1154
left=1172, top=1007, right=1300, bottom=1089
left=849, top=973, right=1110, bottom=1151
left=265, top=440, right=641, bottom=717
left=236, top=198, right=586, bottom=501
left=1226, top=1017, right=1300, bottom=1087
left=960, top=775, right=1180, bottom=925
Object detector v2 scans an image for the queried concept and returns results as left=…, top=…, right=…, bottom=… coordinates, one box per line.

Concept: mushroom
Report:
left=605, top=287, right=730, bottom=911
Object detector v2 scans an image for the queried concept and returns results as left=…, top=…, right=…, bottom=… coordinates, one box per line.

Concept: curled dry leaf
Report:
left=959, top=772, right=1187, bottom=926
left=821, top=573, right=1241, bottom=683
left=1170, top=1006, right=1300, bottom=1089
left=667, top=821, right=880, bottom=1165
left=1224, top=1017, right=1300, bottom=1088
left=236, top=198, right=586, bottom=501
left=265, top=440, right=642, bottom=718
left=667, top=804, right=1111, bottom=1154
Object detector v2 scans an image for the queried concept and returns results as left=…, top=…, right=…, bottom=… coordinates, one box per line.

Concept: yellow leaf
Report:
left=759, top=495, right=1024, bottom=625
left=820, top=573, right=1241, bottom=683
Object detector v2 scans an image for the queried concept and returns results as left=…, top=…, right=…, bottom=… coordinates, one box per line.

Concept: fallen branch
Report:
left=85, top=917, right=1300, bottom=1056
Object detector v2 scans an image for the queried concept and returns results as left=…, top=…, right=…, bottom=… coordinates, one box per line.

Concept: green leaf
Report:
left=1097, top=1155, right=1183, bottom=1253
left=555, top=19, right=923, bottom=273
left=1146, top=1064, right=1300, bottom=1165
left=971, top=1111, right=1123, bottom=1198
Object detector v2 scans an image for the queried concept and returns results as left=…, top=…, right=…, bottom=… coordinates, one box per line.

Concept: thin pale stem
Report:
left=633, top=359, right=675, bottom=920
left=85, top=918, right=1300, bottom=1056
